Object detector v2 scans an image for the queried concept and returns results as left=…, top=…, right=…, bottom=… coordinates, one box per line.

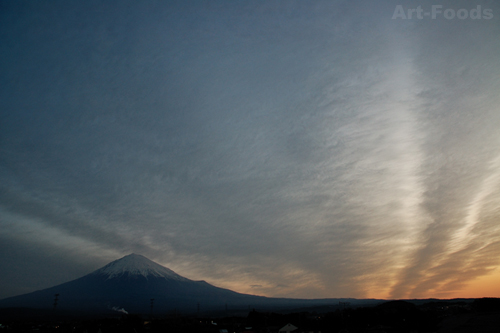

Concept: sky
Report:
left=1, top=0, right=500, bottom=301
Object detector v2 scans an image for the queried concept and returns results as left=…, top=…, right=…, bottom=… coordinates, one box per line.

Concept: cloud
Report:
left=1, top=0, right=500, bottom=300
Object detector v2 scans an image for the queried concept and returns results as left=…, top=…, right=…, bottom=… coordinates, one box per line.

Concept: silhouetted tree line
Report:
left=471, top=297, right=500, bottom=311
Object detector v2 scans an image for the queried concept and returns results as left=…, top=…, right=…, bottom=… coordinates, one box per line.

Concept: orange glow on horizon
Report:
left=359, top=268, right=500, bottom=300
left=449, top=269, right=500, bottom=299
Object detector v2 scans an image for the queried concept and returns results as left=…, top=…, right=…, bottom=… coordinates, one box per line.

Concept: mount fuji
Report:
left=0, top=254, right=347, bottom=315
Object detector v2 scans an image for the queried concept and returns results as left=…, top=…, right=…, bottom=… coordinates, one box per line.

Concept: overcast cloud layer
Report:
left=1, top=0, right=500, bottom=300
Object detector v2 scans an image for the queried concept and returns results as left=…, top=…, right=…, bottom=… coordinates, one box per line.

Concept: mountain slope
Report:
left=0, top=254, right=369, bottom=315
left=0, top=254, right=257, bottom=313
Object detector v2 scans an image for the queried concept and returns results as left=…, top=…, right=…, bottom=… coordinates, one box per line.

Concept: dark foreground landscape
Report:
left=2, top=255, right=499, bottom=332
left=1, top=298, right=500, bottom=333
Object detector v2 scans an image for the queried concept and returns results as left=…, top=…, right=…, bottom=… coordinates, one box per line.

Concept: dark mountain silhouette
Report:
left=0, top=254, right=368, bottom=315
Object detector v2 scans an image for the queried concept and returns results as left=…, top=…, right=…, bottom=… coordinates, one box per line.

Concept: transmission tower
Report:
left=53, top=294, right=59, bottom=311
left=150, top=298, right=155, bottom=319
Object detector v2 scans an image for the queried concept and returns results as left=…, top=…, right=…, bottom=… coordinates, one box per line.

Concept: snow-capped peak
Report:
left=92, top=253, right=189, bottom=281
